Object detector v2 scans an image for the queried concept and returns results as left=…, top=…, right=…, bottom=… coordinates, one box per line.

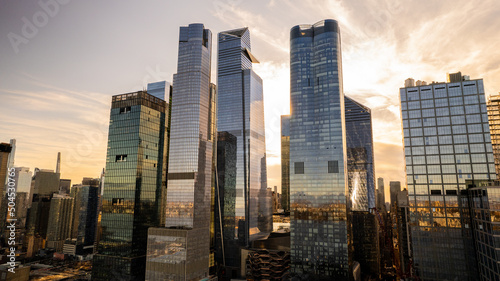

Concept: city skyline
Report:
left=2, top=0, right=500, bottom=199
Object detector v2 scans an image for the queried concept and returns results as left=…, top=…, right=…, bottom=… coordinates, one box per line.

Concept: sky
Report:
left=1, top=0, right=500, bottom=199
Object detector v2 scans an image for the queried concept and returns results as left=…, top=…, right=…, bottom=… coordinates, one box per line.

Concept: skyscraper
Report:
left=145, top=23, right=214, bottom=281
left=377, top=177, right=385, bottom=210
left=345, top=96, right=375, bottom=211
left=289, top=19, right=350, bottom=279
left=216, top=27, right=271, bottom=275
left=46, top=194, right=74, bottom=252
left=92, top=90, right=168, bottom=280
left=281, top=115, right=291, bottom=213
left=69, top=183, right=99, bottom=255
left=400, top=72, right=495, bottom=280
left=487, top=93, right=500, bottom=179
left=389, top=181, right=401, bottom=209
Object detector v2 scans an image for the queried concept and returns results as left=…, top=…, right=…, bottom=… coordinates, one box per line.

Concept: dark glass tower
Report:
left=145, top=23, right=214, bottom=281
left=216, top=27, right=271, bottom=274
left=400, top=73, right=495, bottom=280
left=289, top=19, right=350, bottom=280
left=345, top=96, right=375, bottom=211
left=92, top=91, right=168, bottom=281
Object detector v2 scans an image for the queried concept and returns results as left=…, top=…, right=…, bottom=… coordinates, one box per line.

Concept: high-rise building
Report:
left=400, top=72, right=496, bottom=280
left=145, top=23, right=214, bottom=281
left=389, top=181, right=401, bottom=209
left=46, top=194, right=74, bottom=252
left=345, top=96, right=375, bottom=211
left=69, top=183, right=99, bottom=255
left=147, top=81, right=168, bottom=101
left=487, top=93, right=500, bottom=179
left=289, top=19, right=350, bottom=279
left=281, top=115, right=291, bottom=213
left=0, top=142, right=13, bottom=211
left=377, top=177, right=385, bottom=210
left=92, top=90, right=168, bottom=280
left=216, top=26, right=271, bottom=275
left=351, top=211, right=380, bottom=279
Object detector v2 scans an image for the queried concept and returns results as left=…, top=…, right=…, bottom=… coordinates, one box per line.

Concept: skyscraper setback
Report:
left=289, top=19, right=350, bottom=279
left=400, top=72, right=496, bottom=280
left=92, top=90, right=168, bottom=280
left=216, top=27, right=271, bottom=274
left=145, top=23, right=215, bottom=281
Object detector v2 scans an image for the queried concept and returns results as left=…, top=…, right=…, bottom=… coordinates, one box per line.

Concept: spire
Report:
left=56, top=152, right=61, bottom=174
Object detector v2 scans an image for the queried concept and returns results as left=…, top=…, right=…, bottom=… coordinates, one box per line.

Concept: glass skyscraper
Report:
left=487, top=93, right=500, bottom=179
left=345, top=96, right=375, bottom=211
left=145, top=23, right=215, bottom=281
left=289, top=19, right=351, bottom=280
left=400, top=73, right=496, bottom=280
left=216, top=27, right=271, bottom=274
left=92, top=91, right=168, bottom=280
left=281, top=115, right=291, bottom=213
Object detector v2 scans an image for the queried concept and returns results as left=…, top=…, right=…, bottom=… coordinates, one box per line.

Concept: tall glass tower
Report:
left=145, top=23, right=215, bottom=281
left=281, top=115, right=291, bottom=212
left=400, top=73, right=495, bottom=280
left=216, top=27, right=271, bottom=274
left=289, top=19, right=350, bottom=280
left=345, top=96, right=375, bottom=211
left=92, top=91, right=168, bottom=280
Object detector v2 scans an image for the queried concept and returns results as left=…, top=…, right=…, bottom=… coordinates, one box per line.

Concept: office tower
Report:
left=377, top=177, right=385, bottom=210
left=389, top=181, right=401, bottom=209
left=145, top=23, right=214, bottom=281
left=281, top=115, right=291, bottom=212
left=400, top=72, right=495, bottom=280
left=216, top=26, right=271, bottom=275
left=46, top=194, right=74, bottom=252
left=395, top=189, right=411, bottom=277
left=147, top=81, right=168, bottom=101
left=92, top=90, right=168, bottom=280
left=487, top=93, right=500, bottom=179
left=69, top=182, right=99, bottom=255
left=466, top=184, right=500, bottom=281
left=215, top=131, right=237, bottom=272
left=345, top=96, right=375, bottom=211
left=0, top=167, right=31, bottom=235
left=27, top=169, right=60, bottom=237
left=351, top=211, right=380, bottom=279
left=289, top=19, right=350, bottom=279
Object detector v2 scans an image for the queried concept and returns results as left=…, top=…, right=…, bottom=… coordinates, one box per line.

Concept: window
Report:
left=430, top=190, right=442, bottom=195
left=295, top=162, right=304, bottom=174
left=120, top=106, right=131, bottom=114
left=116, top=154, right=127, bottom=162
left=112, top=198, right=125, bottom=205
left=328, top=161, right=339, bottom=173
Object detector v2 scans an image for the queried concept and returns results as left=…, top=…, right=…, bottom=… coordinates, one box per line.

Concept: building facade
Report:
left=281, top=115, right=291, bottom=213
left=146, top=23, right=214, bottom=281
left=345, top=96, right=375, bottom=211
left=92, top=90, right=168, bottom=280
left=400, top=73, right=496, bottom=280
left=487, top=93, right=500, bottom=179
left=289, top=19, right=351, bottom=280
left=216, top=27, right=271, bottom=274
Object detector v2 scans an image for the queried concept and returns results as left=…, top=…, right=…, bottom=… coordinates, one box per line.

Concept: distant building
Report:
left=59, top=179, right=71, bottom=195
left=281, top=115, right=290, bottom=212
left=487, top=93, right=500, bottom=179
left=69, top=183, right=99, bottom=255
left=146, top=80, right=168, bottom=101
left=46, top=194, right=74, bottom=252
left=389, top=181, right=400, bottom=209
left=376, top=177, right=385, bottom=210
left=0, top=142, right=13, bottom=211
left=351, top=211, right=380, bottom=279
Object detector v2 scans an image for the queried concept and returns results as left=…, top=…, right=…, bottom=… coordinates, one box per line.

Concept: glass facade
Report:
left=487, top=94, right=500, bottom=179
left=345, top=96, right=375, bottom=211
left=467, top=184, right=500, bottom=281
left=92, top=91, right=167, bottom=280
left=281, top=115, right=291, bottom=212
left=216, top=27, right=271, bottom=272
left=289, top=19, right=351, bottom=280
left=400, top=76, right=496, bottom=280
left=70, top=185, right=99, bottom=254
left=146, top=23, right=214, bottom=281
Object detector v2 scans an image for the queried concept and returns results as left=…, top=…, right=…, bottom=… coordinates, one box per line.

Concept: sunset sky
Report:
left=1, top=0, right=499, bottom=199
